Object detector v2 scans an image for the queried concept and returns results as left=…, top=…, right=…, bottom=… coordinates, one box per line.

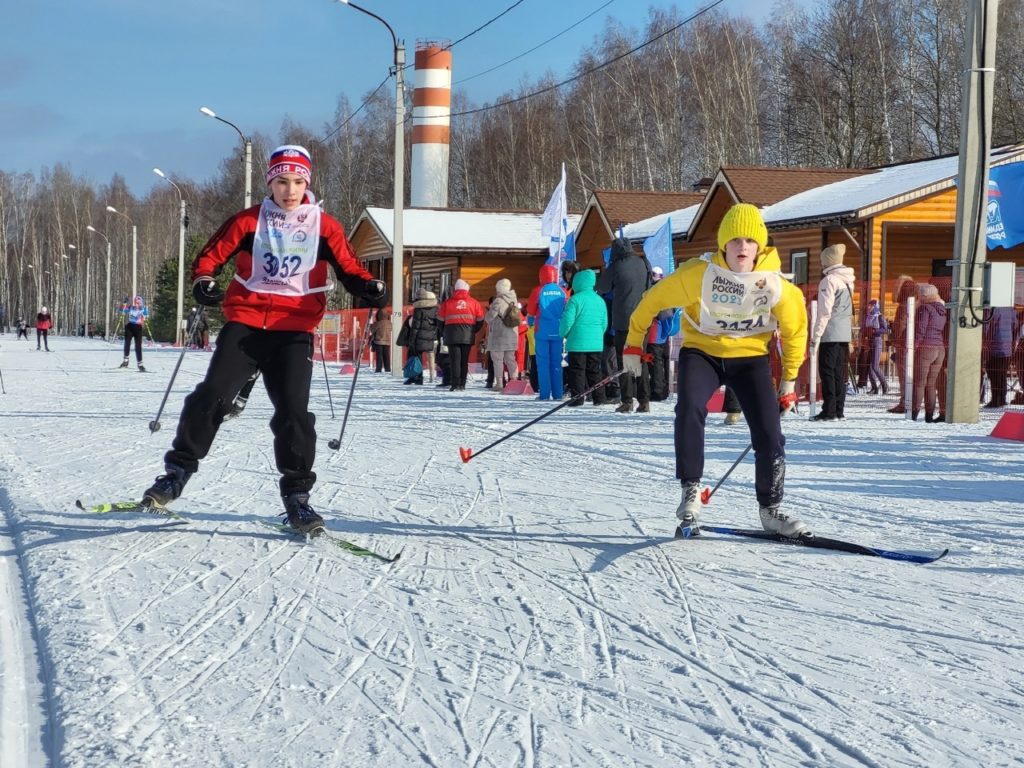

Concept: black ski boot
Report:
left=142, top=465, right=191, bottom=508
left=119, top=358, right=129, bottom=368
left=282, top=492, right=325, bottom=534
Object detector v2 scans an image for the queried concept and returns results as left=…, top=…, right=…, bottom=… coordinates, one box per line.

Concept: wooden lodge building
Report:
left=349, top=146, right=1024, bottom=318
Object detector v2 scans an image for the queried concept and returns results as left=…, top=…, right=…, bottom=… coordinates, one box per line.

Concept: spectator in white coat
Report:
left=484, top=278, right=520, bottom=390
left=811, top=244, right=855, bottom=421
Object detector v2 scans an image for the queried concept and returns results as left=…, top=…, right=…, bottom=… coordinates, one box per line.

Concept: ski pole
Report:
left=149, top=309, right=201, bottom=433
left=327, top=312, right=375, bottom=450
left=0, top=366, right=5, bottom=394
left=459, top=369, right=625, bottom=463
left=320, top=336, right=336, bottom=419
left=700, top=443, right=752, bottom=504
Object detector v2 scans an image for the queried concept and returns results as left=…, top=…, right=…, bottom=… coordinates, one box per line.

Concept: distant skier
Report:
left=36, top=307, right=51, bottom=351
left=17, top=318, right=29, bottom=340
left=141, top=145, right=387, bottom=533
left=120, top=296, right=149, bottom=371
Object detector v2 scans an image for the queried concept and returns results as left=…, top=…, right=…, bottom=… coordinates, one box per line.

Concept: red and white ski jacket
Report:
left=191, top=203, right=373, bottom=333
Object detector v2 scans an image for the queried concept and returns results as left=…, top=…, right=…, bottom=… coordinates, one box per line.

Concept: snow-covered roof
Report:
left=622, top=204, right=701, bottom=241
left=361, top=207, right=582, bottom=251
left=762, top=146, right=1024, bottom=225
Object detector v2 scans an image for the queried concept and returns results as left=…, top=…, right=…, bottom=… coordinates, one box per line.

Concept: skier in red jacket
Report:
left=143, top=145, right=387, bottom=532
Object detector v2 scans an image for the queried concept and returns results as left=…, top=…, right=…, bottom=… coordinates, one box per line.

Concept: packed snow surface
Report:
left=1, top=337, right=1021, bottom=767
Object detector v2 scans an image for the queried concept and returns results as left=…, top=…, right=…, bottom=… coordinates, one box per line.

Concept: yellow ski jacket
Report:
left=625, top=248, right=808, bottom=381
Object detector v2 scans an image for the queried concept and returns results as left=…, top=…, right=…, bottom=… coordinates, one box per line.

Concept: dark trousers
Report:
left=675, top=349, right=786, bottom=508
left=818, top=341, right=850, bottom=417
left=614, top=334, right=650, bottom=404
left=36, top=328, right=49, bottom=350
left=567, top=351, right=607, bottom=404
left=372, top=343, right=391, bottom=372
left=985, top=354, right=1010, bottom=406
left=123, top=323, right=143, bottom=361
left=648, top=342, right=671, bottom=401
left=535, top=337, right=564, bottom=399
left=723, top=385, right=741, bottom=414
left=602, top=343, right=620, bottom=399
left=166, top=321, right=317, bottom=496
left=448, top=343, right=471, bottom=387
left=527, top=354, right=539, bottom=391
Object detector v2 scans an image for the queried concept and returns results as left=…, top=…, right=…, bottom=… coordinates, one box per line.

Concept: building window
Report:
left=790, top=250, right=808, bottom=285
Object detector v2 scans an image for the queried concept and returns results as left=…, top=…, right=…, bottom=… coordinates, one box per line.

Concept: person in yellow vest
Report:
left=623, top=204, right=810, bottom=537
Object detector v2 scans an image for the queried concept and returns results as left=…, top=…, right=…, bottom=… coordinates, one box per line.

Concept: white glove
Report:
left=622, top=346, right=646, bottom=377
left=778, top=380, right=797, bottom=413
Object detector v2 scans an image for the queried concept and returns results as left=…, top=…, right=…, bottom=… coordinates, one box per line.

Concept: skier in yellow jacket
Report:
left=623, top=203, right=809, bottom=536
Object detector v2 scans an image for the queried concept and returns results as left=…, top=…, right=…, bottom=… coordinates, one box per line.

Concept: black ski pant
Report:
left=448, top=343, right=472, bottom=387
left=567, top=351, right=607, bottom=404
left=614, top=333, right=650, bottom=404
left=372, top=342, right=391, bottom=372
left=818, top=341, right=849, bottom=417
left=675, top=349, right=786, bottom=508
left=36, top=329, right=49, bottom=350
left=165, top=321, right=317, bottom=497
left=123, top=323, right=143, bottom=362
left=648, top=341, right=670, bottom=401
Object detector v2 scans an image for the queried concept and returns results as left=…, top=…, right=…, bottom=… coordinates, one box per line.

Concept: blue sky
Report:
left=3, top=0, right=798, bottom=196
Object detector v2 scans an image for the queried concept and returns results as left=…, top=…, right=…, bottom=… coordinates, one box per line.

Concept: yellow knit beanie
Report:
left=717, top=203, right=768, bottom=252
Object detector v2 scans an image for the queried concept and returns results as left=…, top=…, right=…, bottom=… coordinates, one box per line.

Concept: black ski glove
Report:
left=362, top=279, right=388, bottom=308
left=192, top=277, right=224, bottom=307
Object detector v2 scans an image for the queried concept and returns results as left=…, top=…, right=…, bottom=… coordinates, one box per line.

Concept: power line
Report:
left=407, top=0, right=528, bottom=70
left=449, top=0, right=727, bottom=118
left=455, top=0, right=616, bottom=85
left=318, top=74, right=392, bottom=144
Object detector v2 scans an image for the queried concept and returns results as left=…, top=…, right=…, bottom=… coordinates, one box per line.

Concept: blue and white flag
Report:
left=541, top=163, right=568, bottom=265
left=987, top=162, right=1024, bottom=249
left=643, top=217, right=673, bottom=276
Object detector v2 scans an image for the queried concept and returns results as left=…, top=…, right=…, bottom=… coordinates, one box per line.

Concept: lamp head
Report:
left=105, top=205, right=118, bottom=213
left=86, top=225, right=97, bottom=233
left=199, top=106, right=216, bottom=118
left=153, top=168, right=166, bottom=179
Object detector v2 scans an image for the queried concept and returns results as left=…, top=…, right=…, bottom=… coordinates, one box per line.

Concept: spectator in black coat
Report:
left=405, top=288, right=438, bottom=384
left=596, top=237, right=653, bottom=412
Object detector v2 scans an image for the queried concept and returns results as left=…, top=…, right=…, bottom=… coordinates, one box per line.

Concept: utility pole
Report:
left=947, top=0, right=999, bottom=424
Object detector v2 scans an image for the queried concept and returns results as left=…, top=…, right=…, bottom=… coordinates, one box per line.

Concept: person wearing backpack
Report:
left=484, top=278, right=520, bottom=390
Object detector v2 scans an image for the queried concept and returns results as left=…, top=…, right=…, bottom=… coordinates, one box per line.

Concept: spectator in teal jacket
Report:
left=559, top=269, right=609, bottom=406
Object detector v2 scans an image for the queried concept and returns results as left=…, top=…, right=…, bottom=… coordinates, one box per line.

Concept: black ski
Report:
left=676, top=524, right=948, bottom=564
left=261, top=521, right=401, bottom=563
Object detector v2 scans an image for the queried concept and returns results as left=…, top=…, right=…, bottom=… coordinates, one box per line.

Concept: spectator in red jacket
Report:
left=437, top=279, right=485, bottom=391
left=142, top=145, right=387, bottom=533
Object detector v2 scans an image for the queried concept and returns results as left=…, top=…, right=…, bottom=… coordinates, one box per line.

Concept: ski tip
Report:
left=458, top=446, right=473, bottom=463
left=75, top=499, right=86, bottom=511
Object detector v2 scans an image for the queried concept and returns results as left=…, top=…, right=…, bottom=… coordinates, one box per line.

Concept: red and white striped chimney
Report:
left=411, top=42, right=452, bottom=209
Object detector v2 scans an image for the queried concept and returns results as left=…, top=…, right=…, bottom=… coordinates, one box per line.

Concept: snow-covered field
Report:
left=1, top=335, right=1021, bottom=767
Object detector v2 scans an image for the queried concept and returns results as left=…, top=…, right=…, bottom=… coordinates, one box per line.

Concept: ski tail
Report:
left=262, top=522, right=400, bottom=563
left=76, top=499, right=185, bottom=521
left=693, top=525, right=948, bottom=565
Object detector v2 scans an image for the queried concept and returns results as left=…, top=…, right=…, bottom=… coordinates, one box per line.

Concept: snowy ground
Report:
left=0, top=335, right=1022, bottom=768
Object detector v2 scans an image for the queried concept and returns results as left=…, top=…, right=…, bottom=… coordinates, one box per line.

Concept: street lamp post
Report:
left=153, top=168, right=187, bottom=345
left=338, top=0, right=405, bottom=377
left=67, top=243, right=81, bottom=334
left=199, top=106, right=253, bottom=207
left=106, top=205, right=138, bottom=301
left=86, top=225, right=112, bottom=342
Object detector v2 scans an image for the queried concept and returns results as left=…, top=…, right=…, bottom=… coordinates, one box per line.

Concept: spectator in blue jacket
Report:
left=984, top=305, right=1020, bottom=408
left=527, top=264, right=567, bottom=400
left=646, top=266, right=680, bottom=401
left=559, top=269, right=608, bottom=406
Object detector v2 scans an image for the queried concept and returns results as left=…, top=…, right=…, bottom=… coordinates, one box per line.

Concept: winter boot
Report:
left=676, top=481, right=701, bottom=526
left=759, top=504, right=810, bottom=538
left=142, top=465, right=191, bottom=508
left=119, top=358, right=129, bottom=368
left=282, top=492, right=325, bottom=534
left=615, top=398, right=634, bottom=414
left=137, top=363, right=146, bottom=372
left=724, top=412, right=742, bottom=425
left=637, top=401, right=650, bottom=413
